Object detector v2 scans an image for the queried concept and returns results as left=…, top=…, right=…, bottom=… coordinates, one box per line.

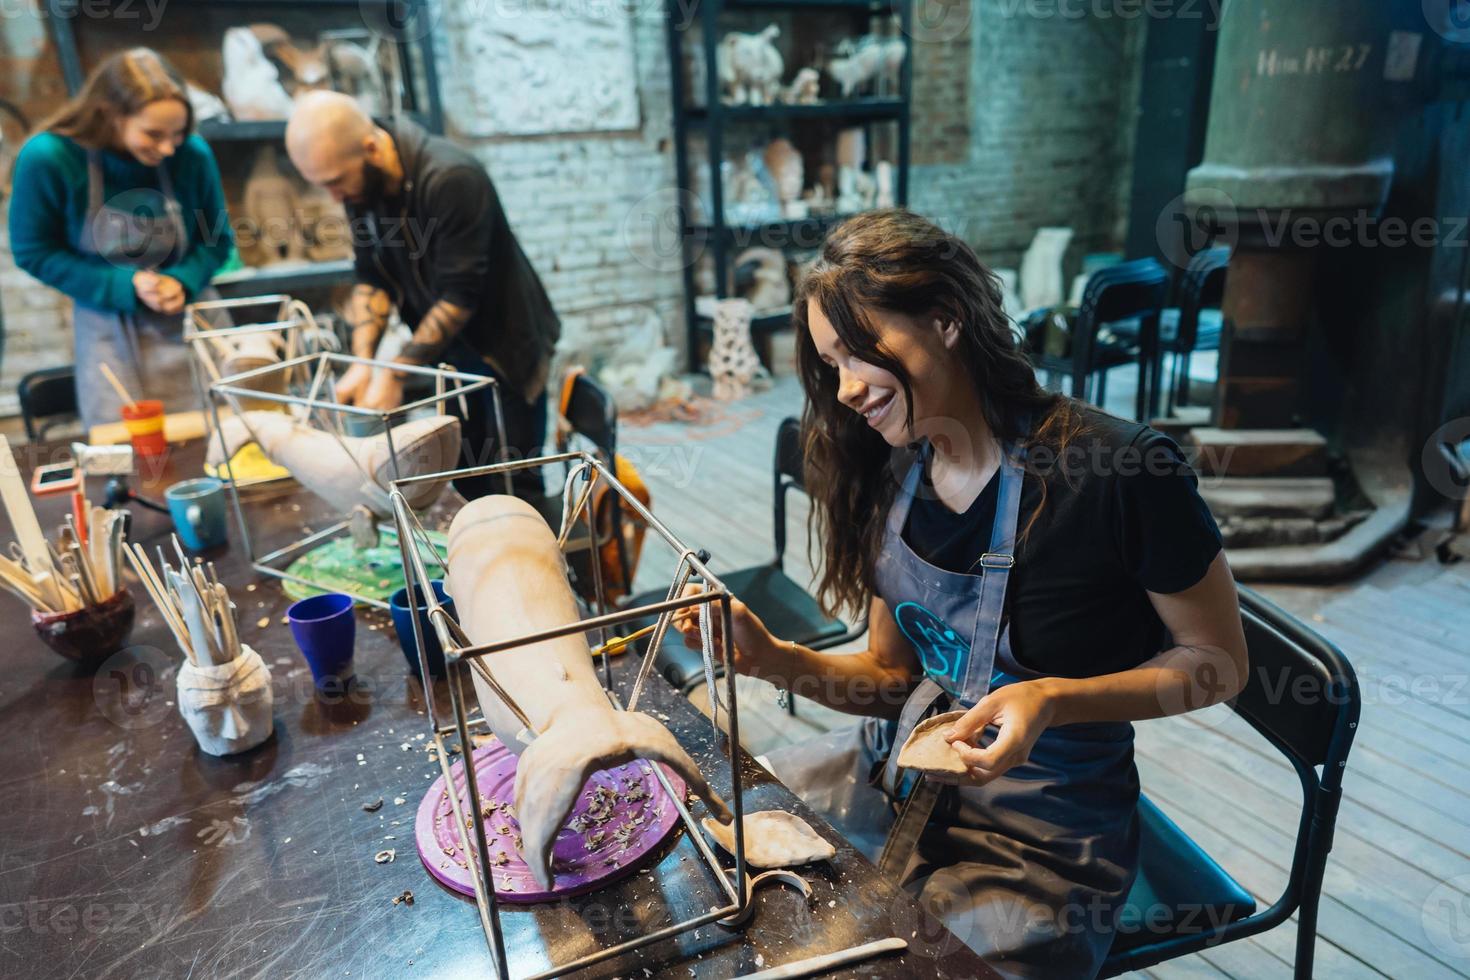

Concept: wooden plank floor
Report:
left=615, top=373, right=1470, bottom=979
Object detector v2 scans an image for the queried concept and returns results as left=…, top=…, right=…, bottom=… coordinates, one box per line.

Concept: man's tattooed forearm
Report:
left=348, top=284, right=392, bottom=357
left=399, top=300, right=471, bottom=365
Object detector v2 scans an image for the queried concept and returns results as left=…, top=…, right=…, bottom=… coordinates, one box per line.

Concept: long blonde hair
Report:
left=42, top=48, right=193, bottom=149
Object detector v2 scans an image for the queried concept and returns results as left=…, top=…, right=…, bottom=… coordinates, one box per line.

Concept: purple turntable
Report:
left=415, top=738, right=688, bottom=903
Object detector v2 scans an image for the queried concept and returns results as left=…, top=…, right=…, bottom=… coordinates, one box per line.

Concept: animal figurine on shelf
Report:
left=707, top=298, right=767, bottom=401
left=205, top=411, right=462, bottom=518
left=221, top=27, right=295, bottom=120
left=445, top=495, right=731, bottom=889
left=782, top=67, right=821, bottom=105
left=826, top=38, right=882, bottom=99
left=717, top=25, right=783, bottom=106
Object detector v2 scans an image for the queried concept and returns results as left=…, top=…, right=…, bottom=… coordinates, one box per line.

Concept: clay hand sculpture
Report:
left=206, top=411, right=461, bottom=518
left=446, top=496, right=732, bottom=889
left=717, top=25, right=783, bottom=105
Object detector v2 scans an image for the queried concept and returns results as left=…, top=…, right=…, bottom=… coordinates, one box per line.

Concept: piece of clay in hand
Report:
left=895, top=710, right=970, bottom=776
left=700, top=810, right=836, bottom=868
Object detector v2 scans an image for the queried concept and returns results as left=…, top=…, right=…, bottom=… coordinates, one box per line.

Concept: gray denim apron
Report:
left=767, top=440, right=1139, bottom=979
left=73, top=150, right=203, bottom=430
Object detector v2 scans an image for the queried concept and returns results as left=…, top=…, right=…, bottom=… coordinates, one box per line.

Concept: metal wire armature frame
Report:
left=388, top=451, right=751, bottom=980
left=206, top=351, right=506, bottom=609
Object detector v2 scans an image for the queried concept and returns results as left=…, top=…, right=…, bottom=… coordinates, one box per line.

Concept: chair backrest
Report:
left=1070, top=259, right=1169, bottom=397
left=1172, top=247, right=1230, bottom=353
left=1233, top=586, right=1359, bottom=777
left=773, top=416, right=804, bottom=565
left=561, top=370, right=618, bottom=463
left=18, top=365, right=79, bottom=442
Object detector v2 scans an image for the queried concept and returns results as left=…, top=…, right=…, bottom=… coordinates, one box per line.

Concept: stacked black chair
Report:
left=1102, top=586, right=1360, bottom=978
left=1160, top=246, right=1229, bottom=413
left=1032, top=258, right=1170, bottom=420
left=18, top=365, right=79, bottom=442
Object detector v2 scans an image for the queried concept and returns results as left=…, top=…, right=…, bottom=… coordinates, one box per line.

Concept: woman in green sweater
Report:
left=9, top=48, right=233, bottom=430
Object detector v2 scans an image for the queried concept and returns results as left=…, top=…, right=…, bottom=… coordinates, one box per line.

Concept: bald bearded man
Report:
left=286, top=92, right=559, bottom=502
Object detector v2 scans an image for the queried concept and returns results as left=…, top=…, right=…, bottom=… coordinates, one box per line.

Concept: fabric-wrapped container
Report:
left=176, top=645, right=275, bottom=756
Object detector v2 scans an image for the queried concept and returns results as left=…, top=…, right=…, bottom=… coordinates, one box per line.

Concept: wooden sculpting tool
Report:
left=98, top=362, right=137, bottom=409
left=0, top=434, right=64, bottom=611
left=740, top=938, right=908, bottom=979
left=591, top=622, right=659, bottom=657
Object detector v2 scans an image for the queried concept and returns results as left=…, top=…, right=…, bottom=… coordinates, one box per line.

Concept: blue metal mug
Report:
left=165, top=477, right=228, bottom=551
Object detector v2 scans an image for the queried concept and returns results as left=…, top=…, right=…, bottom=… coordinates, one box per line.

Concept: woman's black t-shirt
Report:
left=901, top=407, right=1223, bottom=678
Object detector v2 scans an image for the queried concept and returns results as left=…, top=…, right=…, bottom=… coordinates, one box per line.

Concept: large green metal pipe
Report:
left=1186, top=0, right=1400, bottom=217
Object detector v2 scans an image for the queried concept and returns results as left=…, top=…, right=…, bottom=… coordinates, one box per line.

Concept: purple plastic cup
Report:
left=287, top=593, right=356, bottom=692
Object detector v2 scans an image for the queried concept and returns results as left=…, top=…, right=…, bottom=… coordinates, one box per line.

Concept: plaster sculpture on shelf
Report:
left=242, top=146, right=307, bottom=266
left=252, top=24, right=329, bottom=96
left=707, top=298, right=767, bottom=401
left=723, top=151, right=781, bottom=226
left=222, top=27, right=296, bottom=120
left=1019, top=226, right=1074, bottom=311
left=326, top=40, right=387, bottom=117
left=205, top=411, right=462, bottom=518
left=763, top=138, right=805, bottom=219
left=827, top=38, right=882, bottom=99
left=733, top=247, right=790, bottom=314
left=874, top=160, right=895, bottom=209
left=717, top=25, right=783, bottom=106
left=186, top=83, right=230, bottom=124
left=878, top=20, right=908, bottom=95
left=783, top=67, right=821, bottom=105
left=836, top=166, right=877, bottom=214
left=445, top=495, right=732, bottom=889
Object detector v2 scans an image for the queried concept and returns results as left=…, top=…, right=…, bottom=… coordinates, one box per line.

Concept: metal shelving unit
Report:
left=666, top=0, right=912, bottom=370
left=45, top=0, right=444, bottom=299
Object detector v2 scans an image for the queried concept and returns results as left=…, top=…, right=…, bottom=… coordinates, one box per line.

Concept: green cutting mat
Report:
left=282, top=528, right=449, bottom=605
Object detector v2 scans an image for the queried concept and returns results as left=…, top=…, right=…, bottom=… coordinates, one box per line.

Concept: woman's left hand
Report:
left=931, top=680, right=1056, bottom=786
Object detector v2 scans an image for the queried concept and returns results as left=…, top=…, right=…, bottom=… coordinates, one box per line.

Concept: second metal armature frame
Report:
left=207, top=350, right=508, bottom=609
left=389, top=451, right=751, bottom=980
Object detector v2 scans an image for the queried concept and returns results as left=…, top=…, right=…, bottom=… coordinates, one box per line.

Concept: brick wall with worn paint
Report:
left=0, top=0, right=1143, bottom=418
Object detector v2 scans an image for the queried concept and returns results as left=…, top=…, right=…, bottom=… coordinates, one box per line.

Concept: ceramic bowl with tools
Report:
left=31, top=588, right=136, bottom=666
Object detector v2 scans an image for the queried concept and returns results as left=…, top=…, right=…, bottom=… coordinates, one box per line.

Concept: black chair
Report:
left=18, top=365, right=79, bottom=442
left=554, top=370, right=633, bottom=600
left=1157, top=246, right=1229, bottom=414
left=1102, top=586, right=1360, bottom=978
left=1033, top=259, right=1169, bottom=420
left=631, top=416, right=868, bottom=711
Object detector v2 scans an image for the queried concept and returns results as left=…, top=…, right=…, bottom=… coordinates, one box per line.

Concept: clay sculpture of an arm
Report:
left=446, top=495, right=732, bottom=889
left=205, top=410, right=460, bottom=517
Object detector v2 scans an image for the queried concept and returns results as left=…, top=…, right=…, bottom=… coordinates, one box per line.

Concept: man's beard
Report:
left=358, top=160, right=390, bottom=205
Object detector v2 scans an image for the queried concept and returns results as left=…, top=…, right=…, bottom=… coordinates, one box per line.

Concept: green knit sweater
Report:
left=8, top=132, right=233, bottom=313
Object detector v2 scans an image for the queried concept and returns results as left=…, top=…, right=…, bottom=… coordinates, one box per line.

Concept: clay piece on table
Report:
left=700, top=811, right=836, bottom=868
left=717, top=25, right=784, bottom=106
left=895, top=710, right=970, bottom=776
left=446, top=495, right=731, bottom=889
left=205, top=411, right=461, bottom=518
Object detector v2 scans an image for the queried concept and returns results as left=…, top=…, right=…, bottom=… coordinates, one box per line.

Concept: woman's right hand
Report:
left=672, top=585, right=784, bottom=678
left=133, top=271, right=184, bottom=314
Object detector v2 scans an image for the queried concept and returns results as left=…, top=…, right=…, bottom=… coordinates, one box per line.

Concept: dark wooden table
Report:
left=0, top=439, right=998, bottom=979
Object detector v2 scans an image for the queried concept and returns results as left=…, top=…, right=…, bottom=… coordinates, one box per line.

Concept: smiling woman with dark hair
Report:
left=678, top=209, right=1248, bottom=977
left=9, top=48, right=233, bottom=430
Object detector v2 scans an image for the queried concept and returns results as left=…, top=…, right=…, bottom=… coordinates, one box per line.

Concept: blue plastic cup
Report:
left=287, top=593, right=356, bottom=691
left=389, top=579, right=454, bottom=679
left=165, top=477, right=228, bottom=551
